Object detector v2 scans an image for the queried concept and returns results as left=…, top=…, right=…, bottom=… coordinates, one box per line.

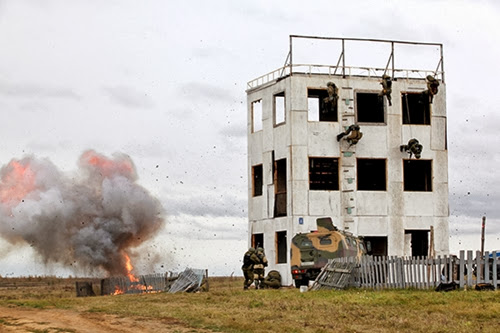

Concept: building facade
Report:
left=246, top=36, right=449, bottom=286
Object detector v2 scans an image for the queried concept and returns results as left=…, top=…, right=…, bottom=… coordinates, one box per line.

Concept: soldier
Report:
left=337, top=124, right=363, bottom=145
left=379, top=74, right=392, bottom=106
left=261, top=270, right=282, bottom=289
left=241, top=247, right=259, bottom=290
left=400, top=138, right=423, bottom=159
left=253, top=247, right=268, bottom=289
left=323, top=82, right=338, bottom=113
left=422, top=75, right=439, bottom=104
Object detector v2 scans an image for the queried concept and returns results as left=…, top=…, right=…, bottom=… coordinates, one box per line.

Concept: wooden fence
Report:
left=331, top=250, right=498, bottom=290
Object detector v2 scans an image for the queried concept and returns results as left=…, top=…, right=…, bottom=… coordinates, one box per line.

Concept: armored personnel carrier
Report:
left=290, top=217, right=368, bottom=287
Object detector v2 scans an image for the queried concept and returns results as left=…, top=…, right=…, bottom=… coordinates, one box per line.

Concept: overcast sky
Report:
left=1, top=0, right=500, bottom=277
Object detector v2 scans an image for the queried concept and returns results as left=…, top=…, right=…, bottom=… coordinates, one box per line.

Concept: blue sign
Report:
left=299, top=217, right=304, bottom=225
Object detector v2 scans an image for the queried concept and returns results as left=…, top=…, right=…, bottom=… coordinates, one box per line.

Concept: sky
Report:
left=0, top=0, right=500, bottom=277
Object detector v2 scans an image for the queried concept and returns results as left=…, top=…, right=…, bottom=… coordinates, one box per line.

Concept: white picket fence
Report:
left=332, top=250, right=498, bottom=290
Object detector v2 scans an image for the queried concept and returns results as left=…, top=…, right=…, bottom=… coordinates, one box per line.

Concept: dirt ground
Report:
left=0, top=306, right=211, bottom=333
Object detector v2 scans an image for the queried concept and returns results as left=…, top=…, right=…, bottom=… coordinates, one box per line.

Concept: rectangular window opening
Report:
left=357, top=158, right=386, bottom=191
left=309, top=157, right=339, bottom=190
left=405, top=230, right=429, bottom=257
left=251, top=100, right=263, bottom=132
left=356, top=92, right=385, bottom=123
left=402, top=92, right=430, bottom=125
left=273, top=158, right=287, bottom=217
left=308, top=89, right=337, bottom=122
left=252, top=233, right=264, bottom=249
left=363, top=236, right=388, bottom=256
left=276, top=231, right=287, bottom=264
left=252, top=164, right=263, bottom=196
left=274, top=92, right=285, bottom=126
left=403, top=159, right=432, bottom=191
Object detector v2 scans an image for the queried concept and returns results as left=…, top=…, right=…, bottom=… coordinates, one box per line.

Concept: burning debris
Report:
left=97, top=268, right=208, bottom=296
left=0, top=150, right=165, bottom=277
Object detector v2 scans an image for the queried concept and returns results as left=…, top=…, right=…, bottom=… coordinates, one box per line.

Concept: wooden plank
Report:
left=466, top=250, right=473, bottom=288
left=484, top=251, right=490, bottom=283
left=437, top=256, right=442, bottom=285
left=382, top=256, right=388, bottom=289
left=459, top=251, right=465, bottom=289
left=369, top=256, right=375, bottom=288
left=408, top=257, right=413, bottom=288
left=476, top=250, right=482, bottom=283
left=492, top=252, right=498, bottom=290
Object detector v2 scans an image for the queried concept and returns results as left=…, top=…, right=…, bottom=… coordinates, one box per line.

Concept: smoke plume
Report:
left=0, top=150, right=165, bottom=276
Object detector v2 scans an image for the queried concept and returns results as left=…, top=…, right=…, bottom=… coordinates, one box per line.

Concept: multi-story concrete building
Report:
left=246, top=36, right=449, bottom=286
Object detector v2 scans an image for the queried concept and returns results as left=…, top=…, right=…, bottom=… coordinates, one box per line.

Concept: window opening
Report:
left=309, top=157, right=339, bottom=191
left=357, top=159, right=386, bottom=191
left=356, top=92, right=385, bottom=123
left=402, top=92, right=430, bottom=125
left=251, top=100, right=263, bottom=132
left=363, top=236, right=388, bottom=256
left=252, top=164, right=263, bottom=197
left=274, top=92, right=285, bottom=125
left=308, top=89, right=337, bottom=122
left=274, top=158, right=287, bottom=217
left=276, top=231, right=287, bottom=264
left=405, top=230, right=429, bottom=257
left=403, top=159, right=432, bottom=191
left=252, top=233, right=264, bottom=249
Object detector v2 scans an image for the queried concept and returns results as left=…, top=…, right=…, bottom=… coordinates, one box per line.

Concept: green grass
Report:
left=1, top=277, right=500, bottom=332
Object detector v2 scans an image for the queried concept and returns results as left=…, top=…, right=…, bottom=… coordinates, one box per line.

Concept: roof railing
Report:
left=247, top=35, right=444, bottom=91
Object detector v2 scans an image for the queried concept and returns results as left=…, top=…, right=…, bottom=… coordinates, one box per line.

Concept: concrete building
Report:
left=246, top=36, right=449, bottom=286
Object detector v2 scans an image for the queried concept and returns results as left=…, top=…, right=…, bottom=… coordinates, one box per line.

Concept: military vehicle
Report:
left=290, top=217, right=368, bottom=287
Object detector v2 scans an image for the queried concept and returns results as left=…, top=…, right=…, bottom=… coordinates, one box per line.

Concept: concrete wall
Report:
left=247, top=73, right=449, bottom=286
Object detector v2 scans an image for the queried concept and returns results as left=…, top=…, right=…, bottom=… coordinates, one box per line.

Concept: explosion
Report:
left=0, top=150, right=165, bottom=277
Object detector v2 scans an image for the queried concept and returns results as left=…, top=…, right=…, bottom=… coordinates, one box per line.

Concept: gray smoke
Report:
left=0, top=150, right=165, bottom=276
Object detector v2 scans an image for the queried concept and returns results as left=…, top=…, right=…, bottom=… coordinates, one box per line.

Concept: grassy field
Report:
left=1, top=276, right=499, bottom=332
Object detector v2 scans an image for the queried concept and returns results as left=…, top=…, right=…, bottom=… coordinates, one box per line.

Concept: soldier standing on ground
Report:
left=253, top=247, right=268, bottom=289
left=242, top=247, right=259, bottom=290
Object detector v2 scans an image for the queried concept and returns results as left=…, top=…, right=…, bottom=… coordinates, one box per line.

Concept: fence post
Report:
left=459, top=251, right=465, bottom=289
left=467, top=250, right=473, bottom=288
left=476, top=250, right=482, bottom=284
left=492, top=252, right=498, bottom=290
left=484, top=251, right=490, bottom=284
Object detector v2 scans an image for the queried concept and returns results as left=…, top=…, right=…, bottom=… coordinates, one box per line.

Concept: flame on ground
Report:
left=125, top=253, right=139, bottom=282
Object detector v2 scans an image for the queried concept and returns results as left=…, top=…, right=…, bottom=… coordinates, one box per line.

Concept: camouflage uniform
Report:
left=423, top=75, right=439, bottom=104
left=253, top=247, right=268, bottom=289
left=261, top=270, right=282, bottom=289
left=242, top=248, right=259, bottom=290
left=400, top=138, right=423, bottom=159
left=337, top=124, right=363, bottom=145
left=323, top=81, right=339, bottom=112
left=379, top=74, right=392, bottom=106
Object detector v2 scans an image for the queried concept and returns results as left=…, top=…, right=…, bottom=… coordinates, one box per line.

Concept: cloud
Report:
left=219, top=123, right=246, bottom=139
left=103, top=85, right=154, bottom=109
left=178, top=82, right=237, bottom=103
left=0, top=80, right=80, bottom=100
left=163, top=187, right=246, bottom=219
left=164, top=214, right=247, bottom=241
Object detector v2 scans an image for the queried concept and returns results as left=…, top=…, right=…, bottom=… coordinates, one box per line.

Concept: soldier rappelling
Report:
left=337, top=124, right=363, bottom=145
left=400, top=138, right=423, bottom=159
